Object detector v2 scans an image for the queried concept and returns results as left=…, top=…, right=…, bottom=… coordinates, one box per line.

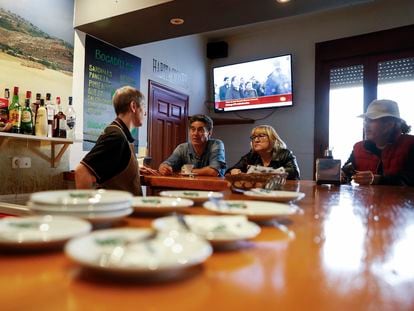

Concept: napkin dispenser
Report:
left=315, top=157, right=341, bottom=185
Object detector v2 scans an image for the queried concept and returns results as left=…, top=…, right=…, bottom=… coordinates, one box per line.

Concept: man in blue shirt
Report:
left=158, top=114, right=226, bottom=176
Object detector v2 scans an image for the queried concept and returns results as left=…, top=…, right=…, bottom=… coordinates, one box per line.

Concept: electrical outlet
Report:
left=20, top=157, right=31, bottom=168
left=12, top=157, right=31, bottom=169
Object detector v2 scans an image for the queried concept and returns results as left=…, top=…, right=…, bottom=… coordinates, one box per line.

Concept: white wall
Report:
left=123, top=36, right=209, bottom=116
left=209, top=0, right=414, bottom=179
left=69, top=30, right=86, bottom=169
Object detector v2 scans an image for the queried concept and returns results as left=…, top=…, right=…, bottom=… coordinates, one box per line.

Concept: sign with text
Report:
left=83, top=35, right=141, bottom=151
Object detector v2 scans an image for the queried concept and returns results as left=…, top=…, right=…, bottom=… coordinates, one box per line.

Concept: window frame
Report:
left=314, top=24, right=414, bottom=173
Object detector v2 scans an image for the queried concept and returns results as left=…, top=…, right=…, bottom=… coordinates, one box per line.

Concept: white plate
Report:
left=0, top=215, right=91, bottom=249
left=132, top=196, right=193, bottom=214
left=159, top=190, right=223, bottom=203
left=65, top=228, right=212, bottom=277
left=203, top=200, right=299, bottom=221
left=30, top=189, right=132, bottom=206
left=27, top=200, right=132, bottom=213
left=244, top=189, right=305, bottom=202
left=152, top=215, right=261, bottom=246
left=32, top=207, right=133, bottom=225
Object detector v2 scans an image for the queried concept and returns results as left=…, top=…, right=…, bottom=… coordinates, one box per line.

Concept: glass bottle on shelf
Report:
left=53, top=96, right=66, bottom=138
left=66, top=96, right=76, bottom=139
left=35, top=99, right=48, bottom=137
left=21, top=91, right=33, bottom=135
left=45, top=93, right=55, bottom=137
left=0, top=88, right=9, bottom=123
left=9, top=86, right=22, bottom=133
left=31, top=93, right=41, bottom=124
left=4, top=88, right=10, bottom=107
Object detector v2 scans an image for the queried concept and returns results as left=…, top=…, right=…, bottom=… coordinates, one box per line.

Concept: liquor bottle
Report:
left=53, top=96, right=66, bottom=138
left=31, top=93, right=41, bottom=133
left=0, top=88, right=9, bottom=123
left=21, top=91, right=33, bottom=135
left=31, top=93, right=41, bottom=122
left=35, top=99, right=48, bottom=137
left=66, top=96, right=76, bottom=139
left=45, top=93, right=55, bottom=137
left=9, top=86, right=22, bottom=133
left=4, top=88, right=10, bottom=108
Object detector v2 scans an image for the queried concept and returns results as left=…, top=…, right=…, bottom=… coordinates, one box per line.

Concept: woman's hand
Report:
left=230, top=169, right=241, bottom=175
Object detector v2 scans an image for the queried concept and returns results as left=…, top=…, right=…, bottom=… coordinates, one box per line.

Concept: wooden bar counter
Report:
left=1, top=180, right=414, bottom=310
left=142, top=174, right=230, bottom=192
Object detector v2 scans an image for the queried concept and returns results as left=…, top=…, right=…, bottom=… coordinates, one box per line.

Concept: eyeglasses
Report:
left=250, top=133, right=268, bottom=141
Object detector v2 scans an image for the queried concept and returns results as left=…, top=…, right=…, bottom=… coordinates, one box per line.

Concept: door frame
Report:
left=147, top=80, right=189, bottom=168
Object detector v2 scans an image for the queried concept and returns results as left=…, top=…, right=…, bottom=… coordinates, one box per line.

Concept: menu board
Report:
left=83, top=35, right=141, bottom=151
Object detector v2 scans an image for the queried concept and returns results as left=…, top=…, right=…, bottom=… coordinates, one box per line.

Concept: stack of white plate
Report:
left=27, top=189, right=133, bottom=224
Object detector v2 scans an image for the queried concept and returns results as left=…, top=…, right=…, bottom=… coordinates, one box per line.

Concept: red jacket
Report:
left=353, top=134, right=414, bottom=176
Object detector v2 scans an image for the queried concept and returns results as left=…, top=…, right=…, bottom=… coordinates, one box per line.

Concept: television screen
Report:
left=213, top=54, right=293, bottom=112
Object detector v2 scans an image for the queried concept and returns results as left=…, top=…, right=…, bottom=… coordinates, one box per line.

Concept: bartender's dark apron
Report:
left=99, top=125, right=142, bottom=196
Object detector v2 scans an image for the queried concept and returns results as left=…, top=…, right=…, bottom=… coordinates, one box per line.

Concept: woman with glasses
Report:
left=227, top=125, right=300, bottom=179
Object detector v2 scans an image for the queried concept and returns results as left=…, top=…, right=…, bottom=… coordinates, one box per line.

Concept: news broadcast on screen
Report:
left=213, top=54, right=293, bottom=112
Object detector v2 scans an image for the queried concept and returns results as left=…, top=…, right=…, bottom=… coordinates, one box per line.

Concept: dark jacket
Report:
left=219, top=84, right=229, bottom=100
left=227, top=148, right=300, bottom=180
left=343, top=134, right=414, bottom=186
left=225, top=86, right=241, bottom=100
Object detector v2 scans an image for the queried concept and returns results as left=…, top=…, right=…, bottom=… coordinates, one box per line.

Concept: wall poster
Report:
left=83, top=35, right=141, bottom=151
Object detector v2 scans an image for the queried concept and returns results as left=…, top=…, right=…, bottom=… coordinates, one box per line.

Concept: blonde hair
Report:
left=250, top=125, right=287, bottom=152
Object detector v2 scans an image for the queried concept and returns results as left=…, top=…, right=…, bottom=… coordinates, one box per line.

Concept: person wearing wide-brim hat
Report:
left=342, top=99, right=414, bottom=186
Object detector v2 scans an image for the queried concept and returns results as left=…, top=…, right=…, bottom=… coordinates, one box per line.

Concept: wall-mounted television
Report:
left=213, top=54, right=293, bottom=112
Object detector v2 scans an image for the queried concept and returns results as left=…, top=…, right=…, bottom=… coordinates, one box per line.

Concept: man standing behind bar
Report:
left=342, top=99, right=414, bottom=186
left=159, top=114, right=226, bottom=176
left=75, top=86, right=157, bottom=195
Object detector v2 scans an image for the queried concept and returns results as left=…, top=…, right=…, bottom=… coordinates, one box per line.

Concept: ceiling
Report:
left=76, top=0, right=373, bottom=48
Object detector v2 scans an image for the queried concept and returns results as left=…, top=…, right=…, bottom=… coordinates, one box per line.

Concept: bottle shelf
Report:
left=0, top=132, right=75, bottom=168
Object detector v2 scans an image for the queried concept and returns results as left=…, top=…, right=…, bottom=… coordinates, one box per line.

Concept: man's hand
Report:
left=192, top=166, right=219, bottom=176
left=352, top=170, right=379, bottom=185
left=158, top=163, right=173, bottom=175
left=139, top=166, right=160, bottom=176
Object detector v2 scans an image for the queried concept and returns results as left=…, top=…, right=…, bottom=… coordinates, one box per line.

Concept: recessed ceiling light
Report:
left=170, top=18, right=184, bottom=25
left=276, top=0, right=291, bottom=3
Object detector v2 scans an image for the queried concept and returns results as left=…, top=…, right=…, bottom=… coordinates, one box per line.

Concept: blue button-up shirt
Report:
left=162, top=139, right=227, bottom=176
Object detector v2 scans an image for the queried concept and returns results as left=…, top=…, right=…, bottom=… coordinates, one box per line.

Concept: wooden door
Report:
left=148, top=80, right=189, bottom=169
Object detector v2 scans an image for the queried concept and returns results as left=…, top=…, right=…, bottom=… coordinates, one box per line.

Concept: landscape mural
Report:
left=0, top=0, right=74, bottom=108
